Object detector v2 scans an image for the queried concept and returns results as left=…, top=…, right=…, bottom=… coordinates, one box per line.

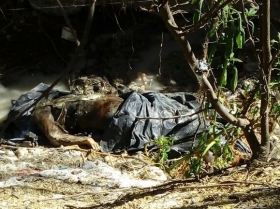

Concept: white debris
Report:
left=39, top=160, right=166, bottom=188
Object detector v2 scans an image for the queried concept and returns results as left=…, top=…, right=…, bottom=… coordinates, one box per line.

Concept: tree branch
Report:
left=259, top=0, right=272, bottom=159
left=179, top=0, right=237, bottom=34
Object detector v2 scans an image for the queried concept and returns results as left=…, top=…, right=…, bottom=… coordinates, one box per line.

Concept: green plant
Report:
left=185, top=126, right=234, bottom=177
left=207, top=4, right=259, bottom=92
left=144, top=136, right=176, bottom=167
left=154, top=136, right=176, bottom=164
left=272, top=101, right=280, bottom=115
left=165, top=123, right=236, bottom=178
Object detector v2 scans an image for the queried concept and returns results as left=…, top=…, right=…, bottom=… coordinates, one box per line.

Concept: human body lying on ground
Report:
left=2, top=76, right=252, bottom=165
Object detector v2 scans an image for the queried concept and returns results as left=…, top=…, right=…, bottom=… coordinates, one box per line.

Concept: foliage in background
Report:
left=158, top=0, right=270, bottom=176
left=207, top=3, right=259, bottom=92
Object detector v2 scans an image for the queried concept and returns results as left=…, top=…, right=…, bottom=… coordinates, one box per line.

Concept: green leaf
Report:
left=210, top=18, right=219, bottom=37
left=225, top=37, right=234, bottom=59
left=270, top=81, right=280, bottom=88
left=208, top=43, right=218, bottom=63
left=245, top=7, right=258, bottom=17
left=236, top=32, right=243, bottom=49
left=230, top=67, right=238, bottom=92
left=230, top=57, right=243, bottom=63
left=222, top=5, right=229, bottom=28
left=193, top=0, right=204, bottom=23
left=220, top=63, right=228, bottom=86
left=225, top=23, right=235, bottom=59
left=236, top=11, right=243, bottom=32
left=235, top=10, right=245, bottom=49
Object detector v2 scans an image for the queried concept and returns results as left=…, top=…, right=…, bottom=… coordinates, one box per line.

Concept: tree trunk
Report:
left=259, top=0, right=272, bottom=159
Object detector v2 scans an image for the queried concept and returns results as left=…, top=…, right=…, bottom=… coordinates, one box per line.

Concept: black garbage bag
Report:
left=2, top=83, right=71, bottom=145
left=101, top=91, right=208, bottom=156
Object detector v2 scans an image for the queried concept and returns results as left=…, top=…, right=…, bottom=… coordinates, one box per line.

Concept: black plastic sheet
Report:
left=101, top=91, right=207, bottom=155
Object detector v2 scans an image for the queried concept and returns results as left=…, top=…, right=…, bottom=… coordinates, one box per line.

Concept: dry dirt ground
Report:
left=1, top=145, right=280, bottom=209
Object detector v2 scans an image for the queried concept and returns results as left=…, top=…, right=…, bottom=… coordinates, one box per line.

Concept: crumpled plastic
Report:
left=101, top=91, right=207, bottom=156
left=0, top=160, right=166, bottom=189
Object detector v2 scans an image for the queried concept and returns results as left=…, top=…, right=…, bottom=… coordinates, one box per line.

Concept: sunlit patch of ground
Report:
left=1, top=145, right=280, bottom=209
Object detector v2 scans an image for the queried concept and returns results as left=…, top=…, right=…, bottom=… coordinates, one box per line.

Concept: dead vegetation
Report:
left=1, top=146, right=280, bottom=208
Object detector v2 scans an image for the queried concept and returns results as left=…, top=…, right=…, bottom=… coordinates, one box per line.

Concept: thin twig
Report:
left=55, top=0, right=80, bottom=46
left=201, top=74, right=250, bottom=127
left=240, top=0, right=260, bottom=63
left=184, top=0, right=236, bottom=33
left=94, top=179, right=278, bottom=208
left=158, top=32, right=163, bottom=75
left=135, top=107, right=211, bottom=120
left=29, top=189, right=126, bottom=202
left=166, top=0, right=236, bottom=34
left=112, top=5, right=124, bottom=33
left=128, top=7, right=136, bottom=71
left=219, top=180, right=276, bottom=187
left=178, top=181, right=277, bottom=190
left=128, top=32, right=134, bottom=71
left=0, top=7, right=7, bottom=21
left=38, top=13, right=68, bottom=64
left=0, top=21, right=12, bottom=33
left=89, top=150, right=151, bottom=166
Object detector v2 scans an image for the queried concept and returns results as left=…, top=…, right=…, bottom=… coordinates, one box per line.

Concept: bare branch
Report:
left=38, top=14, right=68, bottom=64
left=259, top=0, right=272, bottom=158
left=135, top=107, right=212, bottom=120
left=179, top=0, right=238, bottom=34
left=0, top=7, right=7, bottom=21
left=240, top=0, right=260, bottom=63
left=201, top=75, right=249, bottom=127
left=158, top=32, right=163, bottom=75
